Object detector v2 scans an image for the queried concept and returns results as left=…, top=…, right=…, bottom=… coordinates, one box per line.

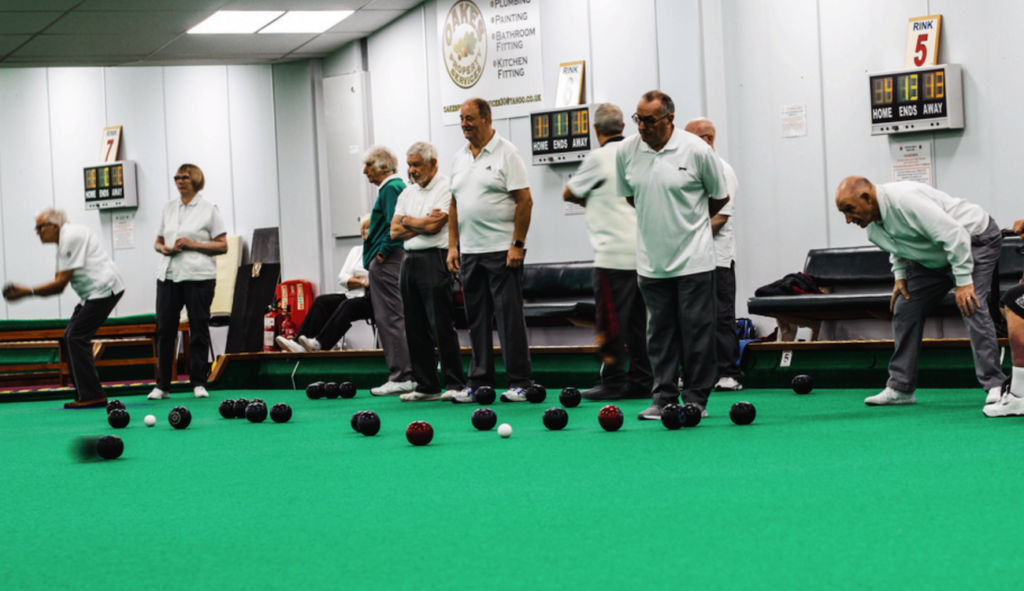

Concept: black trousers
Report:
left=65, top=290, right=123, bottom=401
left=593, top=268, right=653, bottom=393
left=714, top=263, right=743, bottom=380
left=156, top=279, right=215, bottom=389
left=460, top=251, right=532, bottom=389
left=297, top=293, right=374, bottom=349
left=400, top=249, right=466, bottom=393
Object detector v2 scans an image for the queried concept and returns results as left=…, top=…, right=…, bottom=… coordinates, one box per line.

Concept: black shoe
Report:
left=582, top=385, right=628, bottom=401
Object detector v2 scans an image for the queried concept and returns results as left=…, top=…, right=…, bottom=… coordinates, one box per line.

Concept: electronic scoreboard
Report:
left=868, top=64, right=963, bottom=135
left=84, top=160, right=138, bottom=210
left=530, top=104, right=596, bottom=165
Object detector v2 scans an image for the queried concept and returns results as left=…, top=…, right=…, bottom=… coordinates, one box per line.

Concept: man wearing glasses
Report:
left=4, top=208, right=125, bottom=409
left=616, top=91, right=730, bottom=420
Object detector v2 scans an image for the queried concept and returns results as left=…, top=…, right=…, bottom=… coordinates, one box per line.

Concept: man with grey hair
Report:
left=390, top=141, right=468, bottom=401
left=447, top=97, right=535, bottom=403
left=362, top=145, right=415, bottom=396
left=563, top=103, right=652, bottom=401
left=4, top=208, right=125, bottom=409
left=616, top=90, right=730, bottom=420
left=684, top=117, right=743, bottom=392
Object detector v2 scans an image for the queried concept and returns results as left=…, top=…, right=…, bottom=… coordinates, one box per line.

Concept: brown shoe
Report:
left=64, top=397, right=108, bottom=409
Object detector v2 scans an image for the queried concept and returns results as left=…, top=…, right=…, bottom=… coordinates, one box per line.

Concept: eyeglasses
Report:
left=173, top=175, right=191, bottom=181
left=34, top=222, right=53, bottom=231
left=631, top=112, right=670, bottom=127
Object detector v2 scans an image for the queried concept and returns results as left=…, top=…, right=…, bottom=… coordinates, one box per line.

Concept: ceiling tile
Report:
left=13, top=34, right=177, bottom=57
left=153, top=33, right=315, bottom=57
left=47, top=11, right=213, bottom=35
left=0, top=35, right=32, bottom=55
left=0, top=1, right=82, bottom=9
left=0, top=12, right=65, bottom=35
left=219, top=0, right=372, bottom=8
left=327, top=9, right=404, bottom=33
left=366, top=0, right=424, bottom=9
left=77, top=0, right=227, bottom=10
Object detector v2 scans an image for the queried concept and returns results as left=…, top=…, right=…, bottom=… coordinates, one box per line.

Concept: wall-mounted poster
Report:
left=555, top=61, right=584, bottom=107
left=437, top=0, right=545, bottom=125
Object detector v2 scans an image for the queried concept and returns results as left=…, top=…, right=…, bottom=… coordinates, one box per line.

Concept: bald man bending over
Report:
left=835, top=176, right=1005, bottom=409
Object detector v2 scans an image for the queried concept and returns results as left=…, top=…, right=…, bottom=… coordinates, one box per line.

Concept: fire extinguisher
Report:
left=264, top=302, right=282, bottom=352
left=279, top=305, right=298, bottom=343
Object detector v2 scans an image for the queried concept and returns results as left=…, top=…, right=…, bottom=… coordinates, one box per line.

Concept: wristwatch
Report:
left=511, top=239, right=525, bottom=248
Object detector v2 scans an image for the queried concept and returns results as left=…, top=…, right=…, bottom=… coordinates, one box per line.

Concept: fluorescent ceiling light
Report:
left=188, top=11, right=284, bottom=34
left=259, top=11, right=354, bottom=34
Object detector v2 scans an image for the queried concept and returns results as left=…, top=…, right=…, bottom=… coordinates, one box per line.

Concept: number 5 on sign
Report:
left=99, top=126, right=122, bottom=163
left=904, top=15, right=941, bottom=68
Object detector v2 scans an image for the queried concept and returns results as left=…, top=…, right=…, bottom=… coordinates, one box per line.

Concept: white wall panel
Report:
left=0, top=69, right=59, bottom=320
left=227, top=65, right=280, bottom=237
left=164, top=67, right=236, bottom=234
left=656, top=0, right=703, bottom=121
left=721, top=0, right=829, bottom=326
left=273, top=61, right=325, bottom=288
left=104, top=66, right=169, bottom=317
left=367, top=7, right=431, bottom=159
left=48, top=67, right=108, bottom=317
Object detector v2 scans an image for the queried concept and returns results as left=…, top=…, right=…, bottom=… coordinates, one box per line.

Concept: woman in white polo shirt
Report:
left=148, top=164, right=227, bottom=400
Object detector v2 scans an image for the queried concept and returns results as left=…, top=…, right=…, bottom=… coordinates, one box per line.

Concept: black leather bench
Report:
left=748, top=237, right=1024, bottom=322
left=453, top=261, right=596, bottom=328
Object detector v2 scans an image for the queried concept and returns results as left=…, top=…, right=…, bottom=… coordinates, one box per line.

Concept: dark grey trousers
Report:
left=156, top=279, right=214, bottom=389
left=368, top=248, right=413, bottom=383
left=66, top=290, right=123, bottom=401
left=594, top=268, right=652, bottom=394
left=715, top=262, right=743, bottom=380
left=460, top=251, right=532, bottom=389
left=400, top=249, right=466, bottom=393
left=889, top=218, right=1006, bottom=393
left=638, top=271, right=717, bottom=406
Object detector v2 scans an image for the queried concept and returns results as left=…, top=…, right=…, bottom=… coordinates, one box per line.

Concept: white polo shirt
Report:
left=58, top=223, right=125, bottom=301
left=337, top=245, right=367, bottom=298
left=393, top=173, right=452, bottom=251
left=616, top=129, right=728, bottom=278
left=566, top=137, right=637, bottom=270
left=713, top=158, right=739, bottom=268
left=451, top=132, right=530, bottom=254
left=867, top=181, right=991, bottom=286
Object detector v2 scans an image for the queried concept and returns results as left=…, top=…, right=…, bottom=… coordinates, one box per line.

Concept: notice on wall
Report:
left=781, top=104, right=807, bottom=138
left=112, top=212, right=135, bottom=250
left=891, top=140, right=933, bottom=186
left=437, top=0, right=545, bottom=125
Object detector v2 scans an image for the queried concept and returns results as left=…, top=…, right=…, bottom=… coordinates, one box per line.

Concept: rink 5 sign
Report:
left=904, top=15, right=942, bottom=68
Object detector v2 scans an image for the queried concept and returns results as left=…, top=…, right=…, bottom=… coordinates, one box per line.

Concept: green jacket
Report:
left=364, top=176, right=406, bottom=268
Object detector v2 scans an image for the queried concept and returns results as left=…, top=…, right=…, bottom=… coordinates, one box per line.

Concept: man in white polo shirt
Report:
left=564, top=103, right=652, bottom=401
left=391, top=141, right=469, bottom=402
left=617, top=90, right=730, bottom=420
left=684, top=117, right=744, bottom=392
left=4, top=208, right=125, bottom=409
left=835, top=176, right=1006, bottom=408
left=447, top=97, right=534, bottom=403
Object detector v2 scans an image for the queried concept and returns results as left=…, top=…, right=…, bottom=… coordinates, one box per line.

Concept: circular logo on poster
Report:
left=442, top=0, right=487, bottom=89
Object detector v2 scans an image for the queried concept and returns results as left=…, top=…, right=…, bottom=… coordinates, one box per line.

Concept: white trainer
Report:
left=714, top=377, right=743, bottom=391
left=500, top=387, right=528, bottom=402
left=449, top=388, right=476, bottom=403
left=984, top=391, right=1024, bottom=417
left=864, top=387, right=916, bottom=406
left=147, top=387, right=169, bottom=400
left=298, top=336, right=321, bottom=352
left=440, top=389, right=461, bottom=401
left=400, top=391, right=443, bottom=402
left=986, top=386, right=1002, bottom=405
left=276, top=336, right=306, bottom=353
left=194, top=386, right=209, bottom=398
left=371, top=380, right=416, bottom=396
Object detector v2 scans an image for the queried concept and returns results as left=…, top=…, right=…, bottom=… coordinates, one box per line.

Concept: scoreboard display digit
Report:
left=869, top=64, right=963, bottom=135
left=530, top=104, right=596, bottom=165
